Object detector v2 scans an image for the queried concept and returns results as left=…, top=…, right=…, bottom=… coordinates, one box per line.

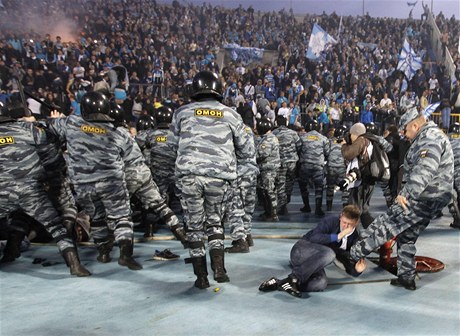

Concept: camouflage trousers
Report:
left=74, top=178, right=133, bottom=244
left=0, top=179, right=73, bottom=252
left=225, top=173, right=258, bottom=240
left=299, top=165, right=324, bottom=202
left=326, top=168, right=347, bottom=205
left=258, top=170, right=278, bottom=213
left=126, top=165, right=179, bottom=228
left=448, top=187, right=460, bottom=225
left=152, top=167, right=176, bottom=202
left=44, top=171, right=78, bottom=226
left=176, top=175, right=230, bottom=258
left=350, top=198, right=448, bottom=280
left=240, top=174, right=257, bottom=234
left=276, top=161, right=297, bottom=210
left=223, top=184, right=246, bottom=241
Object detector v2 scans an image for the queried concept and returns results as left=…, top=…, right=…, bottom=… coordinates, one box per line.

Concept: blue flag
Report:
left=397, top=39, right=422, bottom=81
left=422, top=102, right=441, bottom=119
left=306, top=23, right=337, bottom=60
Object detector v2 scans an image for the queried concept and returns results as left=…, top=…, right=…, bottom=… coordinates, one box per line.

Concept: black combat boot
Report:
left=62, top=219, right=78, bottom=242
left=170, top=225, right=188, bottom=248
left=390, top=277, right=416, bottom=290
left=142, top=211, right=154, bottom=239
left=0, top=230, right=26, bottom=263
left=450, top=220, right=460, bottom=229
left=96, top=239, right=113, bottom=263
left=326, top=200, right=333, bottom=212
left=186, top=256, right=210, bottom=289
left=62, top=247, right=91, bottom=277
left=210, top=249, right=230, bottom=283
left=246, top=234, right=254, bottom=247
left=315, top=198, right=325, bottom=217
left=224, top=238, right=249, bottom=253
left=143, top=223, right=155, bottom=238
left=118, top=239, right=143, bottom=270
left=300, top=195, right=311, bottom=213
left=279, top=204, right=289, bottom=216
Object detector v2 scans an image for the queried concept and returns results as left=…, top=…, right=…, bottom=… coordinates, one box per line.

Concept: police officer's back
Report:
left=171, top=71, right=255, bottom=289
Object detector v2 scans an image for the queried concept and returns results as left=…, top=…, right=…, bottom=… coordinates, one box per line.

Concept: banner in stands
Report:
left=223, top=43, right=264, bottom=65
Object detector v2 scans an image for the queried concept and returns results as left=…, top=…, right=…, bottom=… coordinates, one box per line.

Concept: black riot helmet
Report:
left=155, top=105, right=174, bottom=125
left=448, top=122, right=460, bottom=134
left=108, top=102, right=126, bottom=126
left=190, top=71, right=223, bottom=101
left=256, top=117, right=272, bottom=135
left=305, top=120, right=319, bottom=132
left=80, top=91, right=111, bottom=120
left=365, top=122, right=378, bottom=135
left=334, top=125, right=348, bottom=139
left=136, top=115, right=156, bottom=131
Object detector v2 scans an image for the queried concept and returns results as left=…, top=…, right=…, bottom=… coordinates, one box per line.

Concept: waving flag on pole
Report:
left=338, top=16, right=343, bottom=38
left=397, top=39, right=422, bottom=81
left=422, top=102, right=441, bottom=120
left=306, top=23, right=337, bottom=60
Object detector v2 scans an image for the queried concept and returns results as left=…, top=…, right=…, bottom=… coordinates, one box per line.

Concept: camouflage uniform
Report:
left=35, top=123, right=78, bottom=234
left=47, top=115, right=134, bottom=248
left=0, top=120, right=73, bottom=253
left=144, top=125, right=178, bottom=201
left=448, top=133, right=460, bottom=226
left=224, top=126, right=259, bottom=241
left=135, top=129, right=153, bottom=169
left=272, top=125, right=301, bottom=212
left=172, top=100, right=254, bottom=258
left=298, top=129, right=329, bottom=214
left=325, top=137, right=347, bottom=210
left=117, top=126, right=181, bottom=235
left=256, top=132, right=281, bottom=218
left=350, top=121, right=454, bottom=282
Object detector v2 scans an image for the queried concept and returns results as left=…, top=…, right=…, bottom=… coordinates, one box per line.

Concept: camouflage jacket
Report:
left=47, top=115, right=132, bottom=183
left=171, top=100, right=255, bottom=180
left=272, top=126, right=301, bottom=163
left=256, top=132, right=281, bottom=172
left=401, top=121, right=454, bottom=202
left=298, top=130, right=328, bottom=167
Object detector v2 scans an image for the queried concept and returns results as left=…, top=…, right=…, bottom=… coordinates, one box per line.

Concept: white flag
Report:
left=397, top=39, right=422, bottom=81
left=306, top=23, right=337, bottom=60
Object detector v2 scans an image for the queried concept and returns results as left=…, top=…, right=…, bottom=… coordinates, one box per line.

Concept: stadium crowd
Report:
left=0, top=0, right=458, bottom=133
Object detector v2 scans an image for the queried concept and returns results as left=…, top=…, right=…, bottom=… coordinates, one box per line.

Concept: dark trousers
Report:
left=348, top=183, right=375, bottom=228
left=290, top=239, right=336, bottom=292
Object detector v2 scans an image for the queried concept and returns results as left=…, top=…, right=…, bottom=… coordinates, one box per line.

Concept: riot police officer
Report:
left=48, top=91, right=141, bottom=271
left=350, top=109, right=454, bottom=290
left=256, top=117, right=281, bottom=221
left=325, top=126, right=348, bottom=211
left=0, top=100, right=90, bottom=276
left=171, top=71, right=255, bottom=289
left=448, top=122, right=460, bottom=228
left=298, top=120, right=329, bottom=216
